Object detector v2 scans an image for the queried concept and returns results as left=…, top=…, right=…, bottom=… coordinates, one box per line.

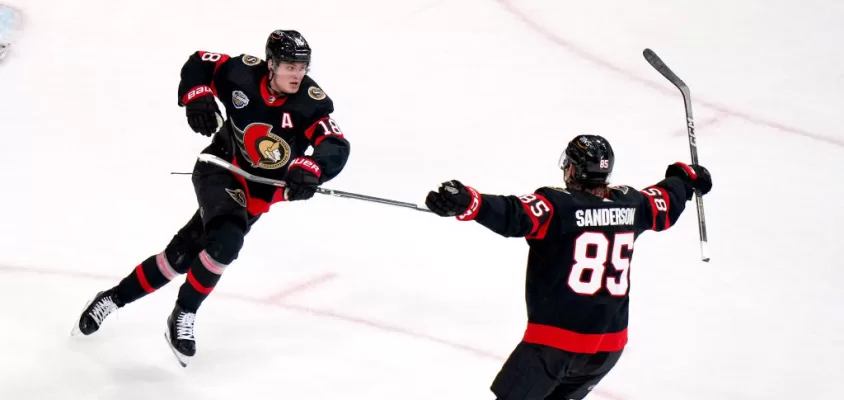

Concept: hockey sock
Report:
left=115, top=252, right=180, bottom=304
left=175, top=217, right=244, bottom=312
left=176, top=250, right=228, bottom=312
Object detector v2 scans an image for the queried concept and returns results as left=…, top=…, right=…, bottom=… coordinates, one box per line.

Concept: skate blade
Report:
left=164, top=329, right=193, bottom=368
left=69, top=299, right=94, bottom=337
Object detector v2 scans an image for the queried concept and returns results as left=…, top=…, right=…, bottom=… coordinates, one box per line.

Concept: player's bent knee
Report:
left=164, top=234, right=204, bottom=274
left=204, top=217, right=246, bottom=265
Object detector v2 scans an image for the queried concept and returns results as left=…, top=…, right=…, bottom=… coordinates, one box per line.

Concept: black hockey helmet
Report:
left=265, top=30, right=311, bottom=68
left=559, top=134, right=615, bottom=187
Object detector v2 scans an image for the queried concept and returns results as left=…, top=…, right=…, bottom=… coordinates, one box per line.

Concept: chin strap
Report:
left=267, top=79, right=283, bottom=97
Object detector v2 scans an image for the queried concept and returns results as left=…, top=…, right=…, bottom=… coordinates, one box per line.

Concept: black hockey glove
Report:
left=425, top=180, right=482, bottom=221
left=665, top=162, right=712, bottom=198
left=184, top=87, right=223, bottom=136
left=284, top=157, right=322, bottom=201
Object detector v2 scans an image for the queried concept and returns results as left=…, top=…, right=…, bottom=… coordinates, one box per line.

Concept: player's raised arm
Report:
left=425, top=181, right=555, bottom=239
left=424, top=134, right=715, bottom=400
left=176, top=51, right=231, bottom=136
left=637, top=162, right=712, bottom=232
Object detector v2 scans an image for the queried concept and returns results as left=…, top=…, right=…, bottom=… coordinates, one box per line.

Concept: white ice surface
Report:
left=0, top=0, right=842, bottom=399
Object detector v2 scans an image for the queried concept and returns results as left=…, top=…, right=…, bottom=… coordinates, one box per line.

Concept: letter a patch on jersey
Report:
left=281, top=112, right=294, bottom=129
left=519, top=193, right=554, bottom=240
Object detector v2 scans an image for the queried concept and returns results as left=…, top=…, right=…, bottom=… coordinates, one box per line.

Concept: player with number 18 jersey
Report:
left=72, top=30, right=351, bottom=368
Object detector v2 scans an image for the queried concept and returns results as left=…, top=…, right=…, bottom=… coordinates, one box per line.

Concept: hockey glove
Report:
left=665, top=162, right=712, bottom=198
left=425, top=180, right=482, bottom=221
left=284, top=157, right=322, bottom=201
left=184, top=86, right=223, bottom=136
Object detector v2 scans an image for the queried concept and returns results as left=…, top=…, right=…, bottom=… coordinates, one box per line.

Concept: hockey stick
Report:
left=196, top=153, right=433, bottom=213
left=642, top=48, right=710, bottom=262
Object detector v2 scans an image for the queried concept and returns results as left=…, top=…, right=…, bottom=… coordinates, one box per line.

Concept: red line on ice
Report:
left=671, top=113, right=727, bottom=137
left=493, top=0, right=843, bottom=147
left=263, top=272, right=337, bottom=303
left=1, top=263, right=625, bottom=400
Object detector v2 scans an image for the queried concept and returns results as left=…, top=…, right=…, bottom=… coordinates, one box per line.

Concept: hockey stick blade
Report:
left=643, top=48, right=698, bottom=159
left=642, top=48, right=710, bottom=262
left=195, top=154, right=432, bottom=213
left=643, top=48, right=688, bottom=92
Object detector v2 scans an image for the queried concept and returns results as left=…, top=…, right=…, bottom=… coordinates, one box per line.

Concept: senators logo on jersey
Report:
left=224, top=188, right=247, bottom=207
left=232, top=120, right=291, bottom=169
left=177, top=48, right=350, bottom=188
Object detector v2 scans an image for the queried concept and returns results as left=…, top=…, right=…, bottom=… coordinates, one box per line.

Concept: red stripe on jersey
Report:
left=212, top=54, right=230, bottom=75
left=523, top=323, right=627, bottom=354
left=197, top=51, right=230, bottom=75
left=305, top=118, right=323, bottom=141
left=306, top=117, right=345, bottom=146
left=523, top=193, right=554, bottom=240
left=259, top=76, right=288, bottom=107
left=197, top=52, right=228, bottom=96
left=642, top=189, right=659, bottom=230
left=521, top=200, right=540, bottom=231
left=656, top=186, right=671, bottom=230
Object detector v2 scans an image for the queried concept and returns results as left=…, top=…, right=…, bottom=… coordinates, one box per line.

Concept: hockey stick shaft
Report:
left=196, top=154, right=432, bottom=213
left=643, top=48, right=710, bottom=262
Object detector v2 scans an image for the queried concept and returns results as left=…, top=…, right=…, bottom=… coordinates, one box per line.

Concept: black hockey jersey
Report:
left=472, top=177, right=691, bottom=354
left=177, top=51, right=350, bottom=215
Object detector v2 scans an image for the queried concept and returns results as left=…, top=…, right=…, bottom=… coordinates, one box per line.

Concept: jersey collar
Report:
left=260, top=75, right=288, bottom=107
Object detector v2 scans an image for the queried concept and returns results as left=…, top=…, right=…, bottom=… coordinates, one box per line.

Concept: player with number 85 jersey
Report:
left=72, top=30, right=351, bottom=368
left=424, top=134, right=712, bottom=400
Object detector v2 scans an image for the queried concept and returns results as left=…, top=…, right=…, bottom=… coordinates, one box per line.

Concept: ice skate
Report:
left=164, top=304, right=197, bottom=367
left=71, top=288, right=123, bottom=336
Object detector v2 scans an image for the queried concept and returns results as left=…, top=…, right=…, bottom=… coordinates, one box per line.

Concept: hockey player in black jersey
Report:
left=425, top=135, right=712, bottom=400
left=72, top=30, right=351, bottom=366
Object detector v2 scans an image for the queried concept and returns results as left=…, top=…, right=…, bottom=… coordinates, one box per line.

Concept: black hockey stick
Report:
left=642, top=48, right=710, bottom=262
left=196, top=154, right=433, bottom=213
